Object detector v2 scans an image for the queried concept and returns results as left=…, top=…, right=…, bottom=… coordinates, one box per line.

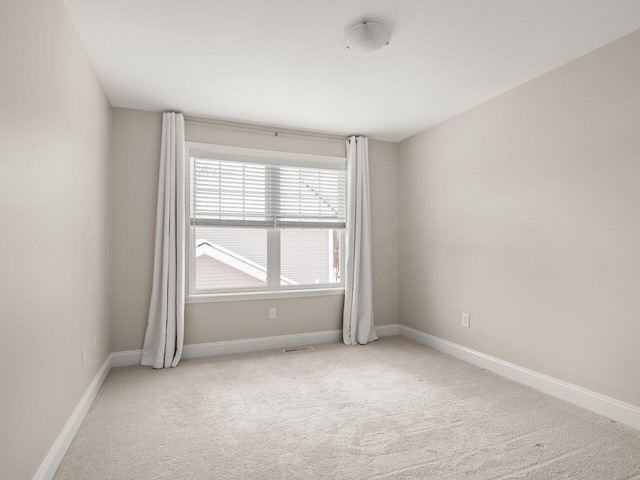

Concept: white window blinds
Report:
left=189, top=145, right=346, bottom=229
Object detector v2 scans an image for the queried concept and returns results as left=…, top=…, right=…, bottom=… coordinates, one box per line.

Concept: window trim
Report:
left=185, top=287, right=346, bottom=304
left=185, top=142, right=347, bottom=303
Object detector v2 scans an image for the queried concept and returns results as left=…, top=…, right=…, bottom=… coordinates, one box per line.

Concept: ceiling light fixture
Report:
left=344, top=20, right=391, bottom=53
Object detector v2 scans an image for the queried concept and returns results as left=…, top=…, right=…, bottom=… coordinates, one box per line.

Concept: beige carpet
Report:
left=54, top=336, right=640, bottom=479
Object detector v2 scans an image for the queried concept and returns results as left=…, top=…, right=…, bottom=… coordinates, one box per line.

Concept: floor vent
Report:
left=283, top=346, right=315, bottom=353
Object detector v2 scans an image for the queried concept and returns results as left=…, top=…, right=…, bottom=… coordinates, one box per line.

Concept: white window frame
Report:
left=185, top=142, right=347, bottom=303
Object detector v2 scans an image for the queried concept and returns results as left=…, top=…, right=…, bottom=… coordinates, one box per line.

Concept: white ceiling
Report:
left=64, top=0, right=640, bottom=142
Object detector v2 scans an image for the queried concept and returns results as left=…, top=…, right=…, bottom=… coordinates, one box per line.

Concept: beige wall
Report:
left=110, top=108, right=399, bottom=352
left=399, top=30, right=640, bottom=407
left=0, top=1, right=112, bottom=478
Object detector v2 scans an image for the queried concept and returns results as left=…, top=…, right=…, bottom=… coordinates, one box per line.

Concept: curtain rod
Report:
left=183, top=115, right=349, bottom=143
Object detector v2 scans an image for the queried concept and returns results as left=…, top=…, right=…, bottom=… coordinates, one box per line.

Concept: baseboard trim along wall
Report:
left=34, top=321, right=639, bottom=480
left=112, top=323, right=400, bottom=367
left=32, top=355, right=112, bottom=480
left=398, top=325, right=640, bottom=431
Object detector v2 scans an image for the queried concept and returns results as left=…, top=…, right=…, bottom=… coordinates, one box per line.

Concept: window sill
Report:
left=186, top=287, right=345, bottom=304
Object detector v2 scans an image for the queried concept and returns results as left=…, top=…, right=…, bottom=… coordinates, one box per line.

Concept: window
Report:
left=186, top=142, right=347, bottom=301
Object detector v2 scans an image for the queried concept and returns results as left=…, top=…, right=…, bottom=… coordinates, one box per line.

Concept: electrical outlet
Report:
left=93, top=334, right=97, bottom=353
left=461, top=313, right=470, bottom=328
left=81, top=347, right=86, bottom=366
left=269, top=307, right=276, bottom=319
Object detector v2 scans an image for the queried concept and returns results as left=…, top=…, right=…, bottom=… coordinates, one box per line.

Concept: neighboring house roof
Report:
left=195, top=240, right=297, bottom=285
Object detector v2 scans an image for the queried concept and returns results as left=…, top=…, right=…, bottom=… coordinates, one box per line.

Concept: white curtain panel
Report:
left=141, top=112, right=186, bottom=368
left=343, top=136, right=378, bottom=345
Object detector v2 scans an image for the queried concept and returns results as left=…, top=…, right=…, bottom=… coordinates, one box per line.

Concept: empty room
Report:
left=3, top=0, right=640, bottom=478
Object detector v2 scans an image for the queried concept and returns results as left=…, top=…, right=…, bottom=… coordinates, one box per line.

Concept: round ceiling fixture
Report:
left=344, top=20, right=391, bottom=53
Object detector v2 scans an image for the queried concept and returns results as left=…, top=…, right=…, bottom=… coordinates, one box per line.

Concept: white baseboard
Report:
left=111, top=324, right=401, bottom=366
left=32, top=355, right=112, bottom=480
left=182, top=329, right=343, bottom=360
left=375, top=323, right=400, bottom=337
left=111, top=349, right=142, bottom=367
left=399, top=325, right=640, bottom=431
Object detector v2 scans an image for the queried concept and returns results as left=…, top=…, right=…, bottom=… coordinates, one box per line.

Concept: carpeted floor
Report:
left=54, top=336, right=640, bottom=479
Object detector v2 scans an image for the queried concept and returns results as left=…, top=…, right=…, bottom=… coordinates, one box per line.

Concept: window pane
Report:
left=194, top=227, right=267, bottom=290
left=280, top=229, right=341, bottom=286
